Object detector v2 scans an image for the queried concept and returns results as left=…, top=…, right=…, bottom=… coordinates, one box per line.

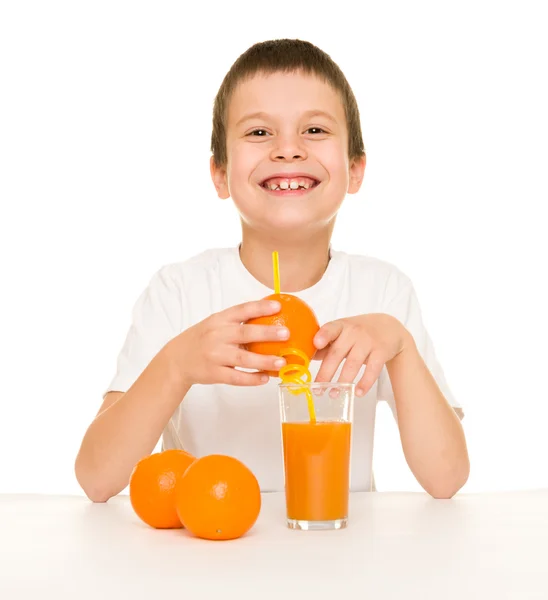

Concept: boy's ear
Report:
left=210, top=156, right=230, bottom=199
left=347, top=153, right=366, bottom=194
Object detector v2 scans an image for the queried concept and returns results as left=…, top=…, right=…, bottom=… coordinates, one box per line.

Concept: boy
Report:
left=75, top=39, right=469, bottom=503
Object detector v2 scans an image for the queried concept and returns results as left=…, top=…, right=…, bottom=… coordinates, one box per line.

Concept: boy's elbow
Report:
left=429, top=486, right=459, bottom=500
left=423, top=456, right=470, bottom=500
left=83, top=485, right=112, bottom=504
left=428, top=458, right=470, bottom=499
left=74, top=458, right=115, bottom=503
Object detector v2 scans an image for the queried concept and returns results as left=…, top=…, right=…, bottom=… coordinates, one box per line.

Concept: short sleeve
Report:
left=377, top=274, right=462, bottom=420
left=104, top=266, right=183, bottom=397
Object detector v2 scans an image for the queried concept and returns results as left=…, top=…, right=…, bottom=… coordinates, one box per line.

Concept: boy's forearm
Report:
left=386, top=337, right=470, bottom=498
left=75, top=340, right=190, bottom=502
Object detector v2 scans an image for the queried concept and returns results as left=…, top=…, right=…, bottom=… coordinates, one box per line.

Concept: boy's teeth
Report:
left=263, top=177, right=316, bottom=191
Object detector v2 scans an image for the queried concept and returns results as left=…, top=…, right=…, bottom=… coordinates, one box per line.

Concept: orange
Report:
left=244, top=293, right=320, bottom=376
left=129, top=449, right=196, bottom=529
left=175, top=454, right=261, bottom=541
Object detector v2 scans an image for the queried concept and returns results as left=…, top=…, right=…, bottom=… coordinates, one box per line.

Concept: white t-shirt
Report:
left=105, top=246, right=461, bottom=492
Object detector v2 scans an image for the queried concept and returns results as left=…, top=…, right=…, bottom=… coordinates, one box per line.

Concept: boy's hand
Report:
left=313, top=314, right=411, bottom=396
left=172, top=299, right=288, bottom=387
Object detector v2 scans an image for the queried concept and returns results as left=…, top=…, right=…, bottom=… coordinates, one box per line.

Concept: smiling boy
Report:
left=75, top=39, right=469, bottom=502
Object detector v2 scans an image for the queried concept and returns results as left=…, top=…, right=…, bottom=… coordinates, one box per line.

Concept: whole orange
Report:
left=129, top=449, right=196, bottom=529
left=175, top=454, right=261, bottom=541
left=244, top=293, right=320, bottom=376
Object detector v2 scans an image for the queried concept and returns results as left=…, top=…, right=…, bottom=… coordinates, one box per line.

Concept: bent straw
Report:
left=272, top=250, right=316, bottom=423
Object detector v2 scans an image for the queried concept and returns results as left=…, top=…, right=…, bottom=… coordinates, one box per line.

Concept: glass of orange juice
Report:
left=278, top=381, right=355, bottom=530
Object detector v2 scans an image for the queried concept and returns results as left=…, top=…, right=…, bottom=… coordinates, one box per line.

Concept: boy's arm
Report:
left=386, top=335, right=470, bottom=498
left=74, top=341, right=190, bottom=503
left=313, top=308, right=468, bottom=498
left=75, top=297, right=286, bottom=503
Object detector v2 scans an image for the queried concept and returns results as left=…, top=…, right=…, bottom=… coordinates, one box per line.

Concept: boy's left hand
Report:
left=313, top=314, right=411, bottom=396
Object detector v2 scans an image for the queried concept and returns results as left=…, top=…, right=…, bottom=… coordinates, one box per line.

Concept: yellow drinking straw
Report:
left=272, top=251, right=316, bottom=423
left=272, top=250, right=281, bottom=294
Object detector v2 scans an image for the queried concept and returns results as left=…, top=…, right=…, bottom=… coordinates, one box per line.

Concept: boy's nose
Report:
left=270, top=135, right=308, bottom=162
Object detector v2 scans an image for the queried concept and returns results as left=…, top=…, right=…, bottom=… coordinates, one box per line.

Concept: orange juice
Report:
left=282, top=421, right=351, bottom=522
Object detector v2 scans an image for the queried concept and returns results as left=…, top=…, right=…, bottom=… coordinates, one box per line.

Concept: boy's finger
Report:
left=311, top=347, right=329, bottom=360
left=220, top=367, right=270, bottom=387
left=355, top=351, right=386, bottom=397
left=228, top=348, right=286, bottom=372
left=232, top=323, right=290, bottom=344
left=337, top=346, right=368, bottom=384
left=226, top=299, right=282, bottom=323
left=314, top=337, right=351, bottom=383
left=314, top=320, right=344, bottom=350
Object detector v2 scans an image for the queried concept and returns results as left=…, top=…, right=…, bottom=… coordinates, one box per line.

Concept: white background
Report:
left=1, top=1, right=546, bottom=496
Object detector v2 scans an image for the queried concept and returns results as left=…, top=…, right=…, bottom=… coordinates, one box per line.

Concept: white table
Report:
left=1, top=490, right=547, bottom=599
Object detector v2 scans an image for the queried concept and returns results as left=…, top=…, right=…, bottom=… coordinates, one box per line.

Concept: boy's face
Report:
left=211, top=70, right=365, bottom=235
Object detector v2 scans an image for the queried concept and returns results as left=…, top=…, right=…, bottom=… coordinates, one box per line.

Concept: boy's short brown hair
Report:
left=211, top=39, right=365, bottom=167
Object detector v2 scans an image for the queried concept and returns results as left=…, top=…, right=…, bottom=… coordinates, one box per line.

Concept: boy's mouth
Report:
left=259, top=175, right=320, bottom=195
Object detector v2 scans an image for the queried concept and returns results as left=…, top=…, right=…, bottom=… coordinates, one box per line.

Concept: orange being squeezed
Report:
left=245, top=251, right=319, bottom=421
left=282, top=420, right=352, bottom=521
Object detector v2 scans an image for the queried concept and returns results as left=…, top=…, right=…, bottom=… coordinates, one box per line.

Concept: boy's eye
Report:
left=306, top=127, right=327, bottom=134
left=248, top=129, right=269, bottom=136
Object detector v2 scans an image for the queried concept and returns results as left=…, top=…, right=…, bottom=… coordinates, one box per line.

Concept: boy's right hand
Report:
left=170, top=299, right=288, bottom=387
